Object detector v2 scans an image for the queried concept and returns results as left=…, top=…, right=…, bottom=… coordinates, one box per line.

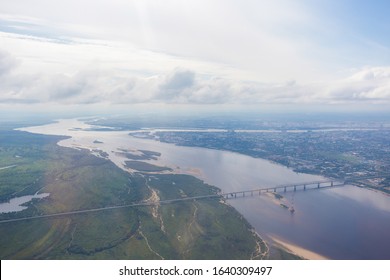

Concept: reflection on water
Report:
left=18, top=119, right=390, bottom=259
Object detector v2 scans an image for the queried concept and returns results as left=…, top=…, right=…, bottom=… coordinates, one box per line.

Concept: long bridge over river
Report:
left=220, top=179, right=344, bottom=199
left=0, top=180, right=344, bottom=224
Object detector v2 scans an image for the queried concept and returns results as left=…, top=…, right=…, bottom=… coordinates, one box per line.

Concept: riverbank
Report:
left=1, top=125, right=267, bottom=259
left=15, top=118, right=390, bottom=259
left=271, top=236, right=328, bottom=260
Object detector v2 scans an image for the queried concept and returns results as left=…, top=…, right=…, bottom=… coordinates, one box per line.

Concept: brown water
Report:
left=18, top=119, right=390, bottom=259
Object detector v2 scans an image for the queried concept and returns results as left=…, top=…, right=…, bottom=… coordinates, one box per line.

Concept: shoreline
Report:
left=141, top=135, right=390, bottom=198
left=271, top=236, right=328, bottom=260
left=17, top=118, right=390, bottom=260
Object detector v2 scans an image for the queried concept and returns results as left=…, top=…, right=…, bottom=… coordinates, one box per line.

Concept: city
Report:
left=129, top=120, right=390, bottom=193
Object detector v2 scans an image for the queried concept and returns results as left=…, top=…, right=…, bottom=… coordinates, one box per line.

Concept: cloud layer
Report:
left=0, top=1, right=389, bottom=108
left=1, top=46, right=389, bottom=106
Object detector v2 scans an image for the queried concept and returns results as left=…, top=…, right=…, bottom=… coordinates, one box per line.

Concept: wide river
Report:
left=19, top=119, right=390, bottom=259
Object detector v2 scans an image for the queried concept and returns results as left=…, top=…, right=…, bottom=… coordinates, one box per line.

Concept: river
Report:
left=18, top=119, right=390, bottom=259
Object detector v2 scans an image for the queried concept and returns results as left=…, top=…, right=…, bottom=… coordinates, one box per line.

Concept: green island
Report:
left=124, top=160, right=172, bottom=172
left=0, top=129, right=288, bottom=259
left=116, top=149, right=161, bottom=161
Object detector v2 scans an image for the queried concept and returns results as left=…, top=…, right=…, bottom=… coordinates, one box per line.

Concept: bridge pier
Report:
left=284, top=187, right=286, bottom=192
left=304, top=184, right=306, bottom=191
left=331, top=181, right=334, bottom=187
left=274, top=188, right=276, bottom=192
left=294, top=186, right=296, bottom=191
left=318, top=183, right=320, bottom=188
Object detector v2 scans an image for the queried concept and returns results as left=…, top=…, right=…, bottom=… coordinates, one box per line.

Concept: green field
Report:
left=0, top=130, right=269, bottom=259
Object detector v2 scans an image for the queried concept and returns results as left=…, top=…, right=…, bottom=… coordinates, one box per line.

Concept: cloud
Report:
left=157, top=69, right=195, bottom=100
left=0, top=44, right=389, bottom=107
left=0, top=16, right=73, bottom=44
left=161, top=69, right=195, bottom=91
left=324, top=67, right=390, bottom=103
left=4, top=0, right=387, bottom=85
left=0, top=97, right=40, bottom=104
left=0, top=49, right=17, bottom=76
left=187, top=78, right=233, bottom=104
left=46, top=70, right=107, bottom=102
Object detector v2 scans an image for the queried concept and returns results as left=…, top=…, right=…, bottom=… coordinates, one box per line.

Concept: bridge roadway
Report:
left=0, top=180, right=343, bottom=224
left=221, top=180, right=345, bottom=199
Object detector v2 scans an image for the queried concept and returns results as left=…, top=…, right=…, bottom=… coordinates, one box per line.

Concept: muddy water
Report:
left=18, top=119, right=390, bottom=259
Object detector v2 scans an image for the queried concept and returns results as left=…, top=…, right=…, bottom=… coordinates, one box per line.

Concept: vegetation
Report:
left=117, top=149, right=161, bottom=160
left=270, top=247, right=302, bottom=260
left=273, top=193, right=283, bottom=200
left=0, top=130, right=265, bottom=259
left=124, top=161, right=172, bottom=172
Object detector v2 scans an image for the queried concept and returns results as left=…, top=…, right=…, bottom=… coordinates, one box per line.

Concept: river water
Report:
left=0, top=193, right=50, bottom=213
left=18, top=119, right=390, bottom=259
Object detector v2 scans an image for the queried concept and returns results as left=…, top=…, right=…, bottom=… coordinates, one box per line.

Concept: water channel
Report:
left=0, top=193, right=50, bottom=214
left=18, top=119, right=390, bottom=259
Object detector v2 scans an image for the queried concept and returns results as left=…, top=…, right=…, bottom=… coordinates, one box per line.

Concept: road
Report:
left=0, top=194, right=221, bottom=224
left=0, top=180, right=345, bottom=224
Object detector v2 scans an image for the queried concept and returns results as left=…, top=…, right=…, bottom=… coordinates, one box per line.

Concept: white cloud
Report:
left=0, top=1, right=389, bottom=109
left=0, top=0, right=351, bottom=83
left=322, top=67, right=390, bottom=104
left=2, top=47, right=389, bottom=106
left=0, top=49, right=18, bottom=76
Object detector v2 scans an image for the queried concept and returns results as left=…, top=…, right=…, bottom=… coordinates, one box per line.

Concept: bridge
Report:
left=0, top=180, right=344, bottom=224
left=220, top=180, right=345, bottom=200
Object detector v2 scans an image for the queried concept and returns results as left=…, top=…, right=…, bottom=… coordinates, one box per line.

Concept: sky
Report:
left=0, top=0, right=389, bottom=113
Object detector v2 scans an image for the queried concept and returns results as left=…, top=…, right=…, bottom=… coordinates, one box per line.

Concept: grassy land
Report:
left=0, top=130, right=67, bottom=202
left=145, top=174, right=266, bottom=259
left=0, top=130, right=267, bottom=259
left=124, top=160, right=172, bottom=172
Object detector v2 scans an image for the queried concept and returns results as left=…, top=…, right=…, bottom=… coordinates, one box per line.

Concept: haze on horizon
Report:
left=0, top=0, right=389, bottom=114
